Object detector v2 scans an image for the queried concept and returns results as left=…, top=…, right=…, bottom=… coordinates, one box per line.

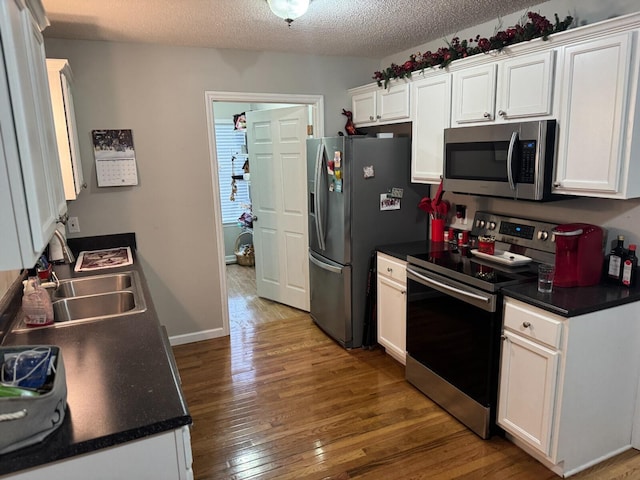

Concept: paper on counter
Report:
left=74, top=247, right=133, bottom=272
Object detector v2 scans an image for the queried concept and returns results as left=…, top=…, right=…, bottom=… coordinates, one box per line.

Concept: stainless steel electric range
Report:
left=405, top=212, right=558, bottom=438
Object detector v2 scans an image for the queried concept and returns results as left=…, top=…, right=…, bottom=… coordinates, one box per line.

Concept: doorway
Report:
left=205, top=92, right=324, bottom=336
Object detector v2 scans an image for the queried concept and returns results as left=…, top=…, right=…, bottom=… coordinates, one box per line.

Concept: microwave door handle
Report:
left=507, top=131, right=519, bottom=191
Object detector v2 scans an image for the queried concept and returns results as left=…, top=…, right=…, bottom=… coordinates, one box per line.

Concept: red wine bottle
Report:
left=621, top=244, right=637, bottom=287
left=607, top=235, right=626, bottom=282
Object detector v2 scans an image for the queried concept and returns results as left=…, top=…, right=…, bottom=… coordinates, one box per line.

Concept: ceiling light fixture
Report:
left=267, top=0, right=310, bottom=27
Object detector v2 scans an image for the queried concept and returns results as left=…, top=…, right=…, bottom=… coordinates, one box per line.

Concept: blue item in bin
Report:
left=1, top=347, right=52, bottom=389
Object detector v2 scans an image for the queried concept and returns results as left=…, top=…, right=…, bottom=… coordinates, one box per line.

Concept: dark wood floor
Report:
left=172, top=265, right=640, bottom=479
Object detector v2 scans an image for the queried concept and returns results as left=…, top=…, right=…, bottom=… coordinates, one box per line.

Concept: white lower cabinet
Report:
left=498, top=298, right=640, bottom=477
left=2, top=426, right=194, bottom=480
left=376, top=252, right=407, bottom=364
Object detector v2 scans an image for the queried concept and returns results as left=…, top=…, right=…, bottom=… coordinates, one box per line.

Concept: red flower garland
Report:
left=374, top=12, right=574, bottom=88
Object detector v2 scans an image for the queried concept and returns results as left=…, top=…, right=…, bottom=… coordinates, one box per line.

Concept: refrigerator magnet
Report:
left=335, top=179, right=343, bottom=193
left=380, top=194, right=400, bottom=210
left=334, top=151, right=341, bottom=168
left=363, top=165, right=375, bottom=178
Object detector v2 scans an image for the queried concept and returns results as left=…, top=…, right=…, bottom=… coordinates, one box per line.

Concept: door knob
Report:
left=253, top=216, right=258, bottom=222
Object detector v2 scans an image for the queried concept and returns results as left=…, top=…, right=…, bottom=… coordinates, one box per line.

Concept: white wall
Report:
left=43, top=38, right=378, bottom=340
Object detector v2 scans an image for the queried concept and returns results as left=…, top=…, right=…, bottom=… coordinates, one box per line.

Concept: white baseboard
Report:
left=168, top=327, right=227, bottom=346
left=225, top=255, right=236, bottom=264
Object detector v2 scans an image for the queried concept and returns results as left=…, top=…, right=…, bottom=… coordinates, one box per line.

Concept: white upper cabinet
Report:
left=349, top=81, right=410, bottom=126
left=553, top=32, right=640, bottom=198
left=0, top=0, right=66, bottom=270
left=411, top=71, right=451, bottom=183
left=452, top=63, right=497, bottom=124
left=496, top=50, right=555, bottom=121
left=452, top=50, right=555, bottom=125
left=47, top=58, right=85, bottom=200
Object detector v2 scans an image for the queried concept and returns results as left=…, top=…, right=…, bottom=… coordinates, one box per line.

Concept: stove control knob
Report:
left=488, top=221, right=497, bottom=230
left=538, top=230, right=549, bottom=241
left=477, top=220, right=486, bottom=228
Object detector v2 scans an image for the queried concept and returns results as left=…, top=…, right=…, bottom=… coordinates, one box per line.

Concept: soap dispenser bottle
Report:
left=22, top=277, right=54, bottom=327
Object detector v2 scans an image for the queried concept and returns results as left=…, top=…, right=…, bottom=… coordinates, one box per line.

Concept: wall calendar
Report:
left=92, top=129, right=139, bottom=187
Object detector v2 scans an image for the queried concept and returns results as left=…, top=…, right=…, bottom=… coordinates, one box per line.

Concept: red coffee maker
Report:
left=552, top=223, right=604, bottom=287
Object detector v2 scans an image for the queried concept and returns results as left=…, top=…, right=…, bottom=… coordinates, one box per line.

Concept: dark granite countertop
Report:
left=502, top=277, right=640, bottom=317
left=0, top=235, right=191, bottom=476
left=376, top=241, right=428, bottom=261
left=378, top=240, right=640, bottom=318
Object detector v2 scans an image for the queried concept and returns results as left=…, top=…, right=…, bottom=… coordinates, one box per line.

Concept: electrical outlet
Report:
left=68, top=216, right=80, bottom=233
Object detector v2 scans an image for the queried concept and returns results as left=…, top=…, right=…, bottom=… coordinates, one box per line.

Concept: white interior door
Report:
left=246, top=106, right=310, bottom=311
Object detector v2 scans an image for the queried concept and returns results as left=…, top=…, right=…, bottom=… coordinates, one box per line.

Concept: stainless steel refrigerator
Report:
left=307, top=136, right=429, bottom=348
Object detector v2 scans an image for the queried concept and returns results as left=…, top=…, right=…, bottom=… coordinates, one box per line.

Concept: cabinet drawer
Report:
left=377, top=253, right=406, bottom=285
left=504, top=298, right=563, bottom=349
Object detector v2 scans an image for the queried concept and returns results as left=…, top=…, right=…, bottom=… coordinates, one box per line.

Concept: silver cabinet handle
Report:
left=376, top=115, right=381, bottom=120
left=387, top=267, right=393, bottom=273
left=501, top=334, right=508, bottom=341
left=483, top=112, right=491, bottom=118
left=522, top=321, right=531, bottom=328
left=553, top=182, right=561, bottom=188
left=498, top=110, right=506, bottom=117
left=253, top=215, right=258, bottom=222
left=369, top=115, right=374, bottom=121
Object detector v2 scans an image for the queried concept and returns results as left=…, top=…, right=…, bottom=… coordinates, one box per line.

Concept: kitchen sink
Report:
left=13, top=271, right=147, bottom=331
left=53, top=273, right=133, bottom=298
left=52, top=291, right=140, bottom=322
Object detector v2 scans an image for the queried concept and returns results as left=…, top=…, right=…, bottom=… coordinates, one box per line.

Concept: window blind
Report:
left=215, top=121, right=251, bottom=224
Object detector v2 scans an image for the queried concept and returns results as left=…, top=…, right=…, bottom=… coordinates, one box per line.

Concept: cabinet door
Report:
left=377, top=82, right=410, bottom=122
left=0, top=0, right=64, bottom=268
left=452, top=63, right=497, bottom=124
left=0, top=66, right=24, bottom=266
left=376, top=274, right=406, bottom=365
left=411, top=73, right=451, bottom=183
left=554, top=33, right=632, bottom=197
left=351, top=89, right=377, bottom=125
left=24, top=11, right=66, bottom=219
left=497, top=330, right=560, bottom=457
left=497, top=50, right=555, bottom=120
left=47, top=59, right=85, bottom=200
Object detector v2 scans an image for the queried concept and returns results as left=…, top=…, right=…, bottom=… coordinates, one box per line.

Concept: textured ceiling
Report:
left=41, top=0, right=547, bottom=58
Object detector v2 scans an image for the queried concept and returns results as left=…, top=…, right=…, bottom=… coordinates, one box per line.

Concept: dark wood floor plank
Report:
left=172, top=265, right=640, bottom=479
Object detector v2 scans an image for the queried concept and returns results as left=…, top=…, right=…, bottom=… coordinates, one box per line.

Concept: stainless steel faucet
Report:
left=53, top=228, right=75, bottom=264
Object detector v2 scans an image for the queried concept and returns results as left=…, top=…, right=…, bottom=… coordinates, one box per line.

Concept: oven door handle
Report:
left=407, top=267, right=494, bottom=306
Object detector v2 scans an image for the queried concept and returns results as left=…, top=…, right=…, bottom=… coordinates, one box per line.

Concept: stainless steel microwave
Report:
left=443, top=120, right=557, bottom=201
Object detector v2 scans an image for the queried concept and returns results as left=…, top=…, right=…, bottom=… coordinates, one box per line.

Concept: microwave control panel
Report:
left=518, top=141, right=537, bottom=184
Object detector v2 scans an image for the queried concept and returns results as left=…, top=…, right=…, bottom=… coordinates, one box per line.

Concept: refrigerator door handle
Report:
left=313, top=142, right=326, bottom=250
left=309, top=251, right=343, bottom=274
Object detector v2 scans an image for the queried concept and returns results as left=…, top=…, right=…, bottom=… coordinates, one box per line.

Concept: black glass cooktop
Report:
left=408, top=245, right=537, bottom=292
